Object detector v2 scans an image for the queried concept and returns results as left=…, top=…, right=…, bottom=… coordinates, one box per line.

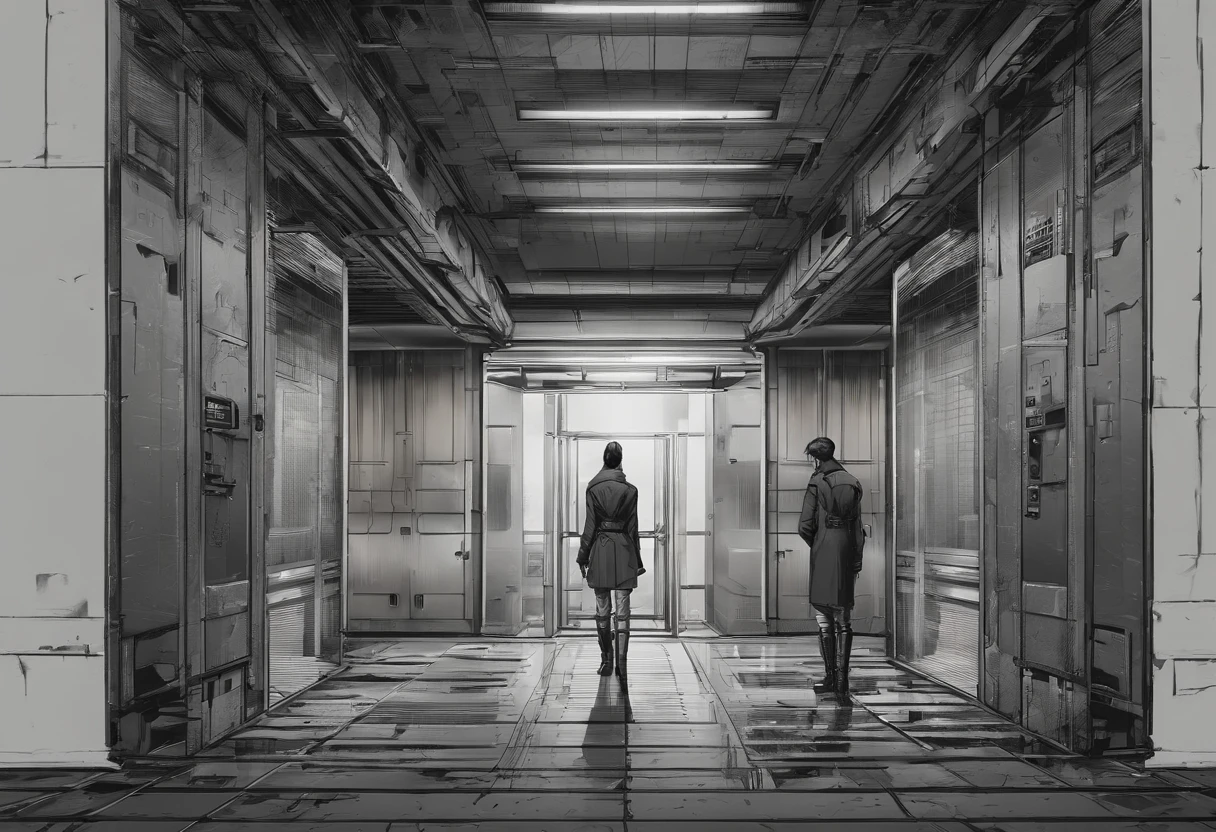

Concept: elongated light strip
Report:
left=486, top=3, right=803, bottom=15
left=514, top=161, right=776, bottom=172
left=534, top=205, right=751, bottom=214
left=519, top=107, right=773, bottom=121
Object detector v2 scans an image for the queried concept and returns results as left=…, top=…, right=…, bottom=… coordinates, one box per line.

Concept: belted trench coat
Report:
left=797, top=459, right=866, bottom=608
left=575, top=467, right=646, bottom=590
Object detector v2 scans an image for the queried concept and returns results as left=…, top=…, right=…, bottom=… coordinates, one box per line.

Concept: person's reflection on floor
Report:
left=827, top=695, right=854, bottom=738
left=582, top=672, right=630, bottom=782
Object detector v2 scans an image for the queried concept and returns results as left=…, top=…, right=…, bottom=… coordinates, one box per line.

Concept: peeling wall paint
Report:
left=0, top=0, right=112, bottom=767
left=1146, top=0, right=1216, bottom=768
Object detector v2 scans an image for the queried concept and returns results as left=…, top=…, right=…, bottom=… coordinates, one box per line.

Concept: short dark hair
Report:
left=604, top=441, right=623, bottom=469
left=804, top=437, right=835, bottom=461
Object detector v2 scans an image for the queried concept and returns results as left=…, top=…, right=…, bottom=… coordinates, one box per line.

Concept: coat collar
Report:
left=816, top=459, right=845, bottom=478
left=589, top=467, right=626, bottom=488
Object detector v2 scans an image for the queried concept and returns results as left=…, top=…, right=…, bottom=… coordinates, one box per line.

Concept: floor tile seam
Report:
left=886, top=656, right=1081, bottom=760
left=0, top=778, right=102, bottom=801
left=992, top=759, right=1097, bottom=789
left=32, top=813, right=1086, bottom=826
left=168, top=760, right=290, bottom=830
left=677, top=642, right=758, bottom=764
left=301, top=653, right=454, bottom=752
left=493, top=643, right=561, bottom=771
left=130, top=805, right=1216, bottom=824
left=261, top=663, right=366, bottom=720
left=0, top=790, right=69, bottom=818
left=830, top=695, right=937, bottom=752
left=16, top=761, right=195, bottom=821
left=144, top=785, right=1026, bottom=794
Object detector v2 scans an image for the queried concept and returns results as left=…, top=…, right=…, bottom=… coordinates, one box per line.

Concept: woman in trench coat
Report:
left=576, top=441, right=646, bottom=687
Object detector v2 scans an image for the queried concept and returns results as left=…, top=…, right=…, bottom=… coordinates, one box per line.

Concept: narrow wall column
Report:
left=1146, top=0, right=1216, bottom=768
left=0, top=0, right=113, bottom=765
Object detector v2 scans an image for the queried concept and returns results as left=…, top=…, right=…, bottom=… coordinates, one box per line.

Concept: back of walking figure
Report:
left=575, top=441, right=646, bottom=687
left=798, top=436, right=866, bottom=699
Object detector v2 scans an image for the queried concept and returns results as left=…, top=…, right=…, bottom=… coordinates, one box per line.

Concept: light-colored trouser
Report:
left=814, top=604, right=852, bottom=633
left=594, top=589, right=632, bottom=632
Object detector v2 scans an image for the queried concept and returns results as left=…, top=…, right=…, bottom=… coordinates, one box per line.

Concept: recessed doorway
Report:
left=481, top=349, right=765, bottom=638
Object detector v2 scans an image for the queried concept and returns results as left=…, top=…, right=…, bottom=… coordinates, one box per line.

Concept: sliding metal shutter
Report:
left=265, top=203, right=345, bottom=703
left=894, top=230, right=982, bottom=695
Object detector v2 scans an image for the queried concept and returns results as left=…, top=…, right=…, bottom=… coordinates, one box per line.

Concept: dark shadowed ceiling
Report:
left=332, top=0, right=986, bottom=338
left=131, top=0, right=1049, bottom=344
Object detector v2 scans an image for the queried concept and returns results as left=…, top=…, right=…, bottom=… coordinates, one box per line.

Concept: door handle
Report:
left=776, top=549, right=792, bottom=561
left=454, top=550, right=470, bottom=561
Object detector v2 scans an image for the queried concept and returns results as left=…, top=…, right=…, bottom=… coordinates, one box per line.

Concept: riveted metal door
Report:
left=184, top=94, right=268, bottom=752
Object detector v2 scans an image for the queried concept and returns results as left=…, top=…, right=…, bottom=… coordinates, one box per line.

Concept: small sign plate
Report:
left=1025, top=413, right=1044, bottom=429
left=204, top=395, right=239, bottom=430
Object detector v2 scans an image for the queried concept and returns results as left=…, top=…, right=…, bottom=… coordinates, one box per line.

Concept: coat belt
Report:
left=598, top=520, right=625, bottom=531
left=824, top=515, right=853, bottom=529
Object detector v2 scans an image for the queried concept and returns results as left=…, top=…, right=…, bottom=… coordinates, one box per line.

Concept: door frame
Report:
left=768, top=349, right=889, bottom=635
left=554, top=430, right=678, bottom=636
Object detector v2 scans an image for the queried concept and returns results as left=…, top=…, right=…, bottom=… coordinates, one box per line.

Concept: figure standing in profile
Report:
left=798, top=437, right=866, bottom=699
left=576, top=441, right=646, bottom=688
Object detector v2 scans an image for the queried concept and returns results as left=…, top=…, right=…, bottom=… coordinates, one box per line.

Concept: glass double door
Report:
left=558, top=435, right=671, bottom=632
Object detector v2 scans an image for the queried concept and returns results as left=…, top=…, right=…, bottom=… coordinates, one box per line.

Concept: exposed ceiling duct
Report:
left=139, top=0, right=1087, bottom=345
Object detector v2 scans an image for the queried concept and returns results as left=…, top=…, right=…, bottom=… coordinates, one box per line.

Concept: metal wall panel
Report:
left=483, top=383, right=526, bottom=635
left=119, top=163, right=184, bottom=637
left=113, top=31, right=190, bottom=755
left=974, top=10, right=1147, bottom=751
left=712, top=378, right=766, bottom=634
left=981, top=146, right=1024, bottom=722
left=264, top=227, right=344, bottom=701
left=1086, top=0, right=1147, bottom=751
left=769, top=350, right=888, bottom=635
left=347, top=350, right=476, bottom=632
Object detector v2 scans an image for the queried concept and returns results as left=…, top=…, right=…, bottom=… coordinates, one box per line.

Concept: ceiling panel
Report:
left=325, top=0, right=991, bottom=327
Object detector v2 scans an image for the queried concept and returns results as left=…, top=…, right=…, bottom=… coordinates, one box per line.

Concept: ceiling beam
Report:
left=746, top=0, right=1085, bottom=342
left=134, top=0, right=499, bottom=335
left=507, top=295, right=760, bottom=309
left=245, top=0, right=514, bottom=342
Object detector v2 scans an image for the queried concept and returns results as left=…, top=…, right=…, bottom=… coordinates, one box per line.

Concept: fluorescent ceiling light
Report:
left=584, top=370, right=658, bottom=382
left=514, top=161, right=776, bottom=172
left=519, top=107, right=773, bottom=121
left=535, top=205, right=751, bottom=214
left=486, top=2, right=802, bottom=15
left=487, top=351, right=759, bottom=366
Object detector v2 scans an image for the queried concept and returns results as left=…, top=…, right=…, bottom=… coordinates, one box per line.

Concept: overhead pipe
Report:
left=747, top=1, right=1083, bottom=341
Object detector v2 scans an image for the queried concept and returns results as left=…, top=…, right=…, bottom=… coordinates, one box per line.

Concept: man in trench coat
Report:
left=798, top=436, right=866, bottom=698
left=576, top=441, right=646, bottom=687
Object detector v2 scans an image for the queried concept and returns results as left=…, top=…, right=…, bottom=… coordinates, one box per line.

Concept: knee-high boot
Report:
left=614, top=630, right=630, bottom=687
left=812, top=629, right=837, bottom=694
left=834, top=622, right=853, bottom=699
left=595, top=616, right=614, bottom=676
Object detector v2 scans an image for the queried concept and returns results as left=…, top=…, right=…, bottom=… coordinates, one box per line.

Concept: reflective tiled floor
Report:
left=3, top=636, right=1216, bottom=830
